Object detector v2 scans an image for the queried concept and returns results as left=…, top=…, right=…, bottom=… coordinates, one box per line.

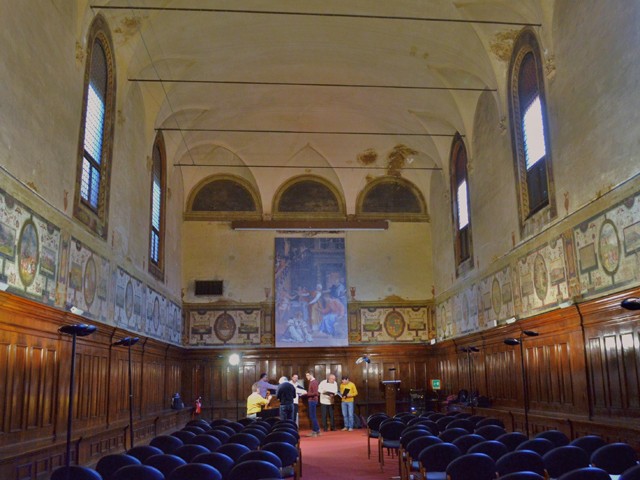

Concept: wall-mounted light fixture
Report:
left=621, top=297, right=640, bottom=310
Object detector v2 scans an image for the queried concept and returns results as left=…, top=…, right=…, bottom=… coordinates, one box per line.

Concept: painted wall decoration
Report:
left=66, top=238, right=109, bottom=322
left=358, top=306, right=431, bottom=343
left=114, top=267, right=145, bottom=331
left=574, top=192, right=640, bottom=295
left=191, top=179, right=257, bottom=212
left=187, top=307, right=262, bottom=346
left=277, top=181, right=340, bottom=212
left=275, top=237, right=348, bottom=347
left=0, top=189, right=60, bottom=304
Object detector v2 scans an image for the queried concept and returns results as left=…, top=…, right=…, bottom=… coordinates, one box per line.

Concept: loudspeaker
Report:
left=194, top=280, right=223, bottom=296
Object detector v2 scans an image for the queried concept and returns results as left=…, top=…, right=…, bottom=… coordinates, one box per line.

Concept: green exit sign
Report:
left=431, top=379, right=441, bottom=390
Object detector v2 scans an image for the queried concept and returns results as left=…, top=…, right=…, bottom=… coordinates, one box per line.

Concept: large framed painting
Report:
left=275, top=237, right=348, bottom=348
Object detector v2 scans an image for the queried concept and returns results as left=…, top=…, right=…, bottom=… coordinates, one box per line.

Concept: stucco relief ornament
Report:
left=545, top=55, right=556, bottom=81
left=499, top=116, right=507, bottom=135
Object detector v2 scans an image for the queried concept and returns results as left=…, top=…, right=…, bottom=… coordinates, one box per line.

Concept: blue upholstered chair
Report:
left=173, top=444, right=210, bottom=462
left=476, top=418, right=505, bottom=429
left=216, top=442, right=251, bottom=461
left=557, top=466, right=611, bottom=480
left=495, top=450, right=545, bottom=478
left=439, top=427, right=469, bottom=443
left=167, top=463, right=222, bottom=480
left=446, top=418, right=475, bottom=433
left=188, top=433, right=222, bottom=451
left=475, top=425, right=507, bottom=440
left=111, top=465, right=164, bottom=480
left=590, top=442, right=639, bottom=475
left=237, top=449, right=282, bottom=468
left=143, top=453, right=186, bottom=478
left=191, top=452, right=235, bottom=479
left=227, top=460, right=281, bottom=480
left=498, top=472, right=544, bottom=480
left=568, top=435, right=606, bottom=457
left=542, top=445, right=589, bottom=478
left=452, top=434, right=486, bottom=454
left=534, top=430, right=570, bottom=448
left=150, top=434, right=183, bottom=454
left=467, top=440, right=508, bottom=462
left=95, top=453, right=141, bottom=480
left=378, top=420, right=405, bottom=469
left=261, top=441, right=300, bottom=479
left=50, top=466, right=103, bottom=480
left=126, top=445, right=163, bottom=463
left=445, top=452, right=497, bottom=480
left=171, top=430, right=196, bottom=443
left=516, top=438, right=555, bottom=456
left=621, top=464, right=640, bottom=480
left=228, top=432, right=260, bottom=450
left=496, top=432, right=529, bottom=452
left=418, top=442, right=461, bottom=480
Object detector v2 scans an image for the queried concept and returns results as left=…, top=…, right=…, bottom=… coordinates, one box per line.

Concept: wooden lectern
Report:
left=381, top=380, right=401, bottom=416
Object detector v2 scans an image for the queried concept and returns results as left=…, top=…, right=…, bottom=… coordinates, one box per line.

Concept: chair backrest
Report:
left=261, top=441, right=299, bottom=468
left=171, top=430, right=196, bottom=443
left=407, top=416, right=427, bottom=426
left=254, top=420, right=272, bottom=432
left=418, top=442, right=462, bottom=473
left=237, top=449, right=283, bottom=468
left=405, top=435, right=443, bottom=460
left=262, top=430, right=298, bottom=446
left=590, top=442, right=639, bottom=475
left=271, top=426, right=300, bottom=439
left=228, top=432, right=261, bottom=450
left=542, top=445, right=589, bottom=478
left=212, top=425, right=236, bottom=437
left=534, top=429, right=570, bottom=447
left=557, top=466, right=611, bottom=480
left=206, top=429, right=230, bottom=444
left=217, top=442, right=251, bottom=461
left=427, top=413, right=445, bottom=422
left=238, top=417, right=256, bottom=426
left=227, top=460, right=281, bottom=480
left=409, top=419, right=439, bottom=435
left=167, top=463, right=222, bottom=480
left=496, top=432, right=529, bottom=452
left=242, top=427, right=268, bottom=441
left=367, top=414, right=388, bottom=431
left=467, top=440, right=509, bottom=462
left=143, top=454, right=186, bottom=478
left=127, top=445, right=164, bottom=462
left=191, top=452, right=235, bottom=478
left=263, top=416, right=280, bottom=426
left=50, top=466, right=102, bottom=480
left=454, top=412, right=472, bottom=419
left=174, top=444, right=211, bottom=462
left=225, top=421, right=245, bottom=433
left=111, top=465, right=164, bottom=480
left=568, top=435, right=606, bottom=457
left=182, top=426, right=205, bottom=435
left=467, top=415, right=486, bottom=426
left=435, top=416, right=455, bottom=432
left=188, top=433, right=222, bottom=451
left=475, top=418, right=505, bottom=429
left=187, top=419, right=211, bottom=429
left=400, top=428, right=431, bottom=449
left=452, top=434, right=486, bottom=454
left=275, top=419, right=298, bottom=429
left=446, top=419, right=475, bottom=433
left=439, top=427, right=469, bottom=443
left=210, top=419, right=230, bottom=427
left=379, top=420, right=406, bottom=441
left=516, top=438, right=555, bottom=456
left=621, top=464, right=640, bottom=480
left=150, top=435, right=184, bottom=454
left=498, top=472, right=544, bottom=480
left=475, top=425, right=507, bottom=440
left=496, top=450, right=545, bottom=477
left=446, top=452, right=497, bottom=480
left=96, top=453, right=141, bottom=479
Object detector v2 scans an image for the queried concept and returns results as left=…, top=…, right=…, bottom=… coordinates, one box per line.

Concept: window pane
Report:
left=150, top=231, right=159, bottom=263
left=457, top=180, right=469, bottom=229
left=151, top=179, right=161, bottom=229
left=80, top=156, right=100, bottom=209
left=84, top=84, right=105, bottom=164
left=522, top=96, right=546, bottom=170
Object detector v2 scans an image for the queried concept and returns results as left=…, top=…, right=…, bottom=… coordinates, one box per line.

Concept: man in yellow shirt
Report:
left=247, top=382, right=272, bottom=418
left=339, top=376, right=358, bottom=431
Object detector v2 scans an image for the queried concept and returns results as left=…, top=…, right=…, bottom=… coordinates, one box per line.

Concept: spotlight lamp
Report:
left=621, top=297, right=640, bottom=310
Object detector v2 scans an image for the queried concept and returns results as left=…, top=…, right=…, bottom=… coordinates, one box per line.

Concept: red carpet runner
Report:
left=299, top=429, right=397, bottom=480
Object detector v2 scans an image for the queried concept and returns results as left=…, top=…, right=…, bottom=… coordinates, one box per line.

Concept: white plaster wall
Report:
left=181, top=221, right=432, bottom=303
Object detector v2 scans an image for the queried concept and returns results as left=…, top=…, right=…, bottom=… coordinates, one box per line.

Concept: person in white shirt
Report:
left=290, top=373, right=307, bottom=426
left=318, top=373, right=338, bottom=431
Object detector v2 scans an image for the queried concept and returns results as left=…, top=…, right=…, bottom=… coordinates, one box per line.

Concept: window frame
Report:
left=148, top=132, right=166, bottom=281
left=508, top=28, right=556, bottom=237
left=450, top=133, right=473, bottom=276
left=73, top=15, right=116, bottom=239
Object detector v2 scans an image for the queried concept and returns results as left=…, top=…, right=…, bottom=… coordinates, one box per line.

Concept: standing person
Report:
left=290, top=374, right=307, bottom=426
left=339, top=376, right=358, bottom=431
left=304, top=371, right=321, bottom=437
left=247, top=383, right=272, bottom=418
left=318, top=374, right=338, bottom=431
left=276, top=376, right=296, bottom=421
left=256, top=372, right=279, bottom=398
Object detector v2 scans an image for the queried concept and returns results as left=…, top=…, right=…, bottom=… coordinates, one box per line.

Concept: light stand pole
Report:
left=461, top=346, right=479, bottom=408
left=356, top=355, right=371, bottom=418
left=58, top=324, right=97, bottom=480
left=504, top=330, right=538, bottom=436
left=112, top=337, right=139, bottom=450
left=229, top=353, right=241, bottom=420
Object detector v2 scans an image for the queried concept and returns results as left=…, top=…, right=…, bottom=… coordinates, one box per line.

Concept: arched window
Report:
left=273, top=176, right=345, bottom=220
left=450, top=134, right=473, bottom=273
left=509, top=29, right=555, bottom=233
left=74, top=16, right=116, bottom=238
left=185, top=174, right=262, bottom=221
left=149, top=133, right=166, bottom=280
left=356, top=176, right=428, bottom=222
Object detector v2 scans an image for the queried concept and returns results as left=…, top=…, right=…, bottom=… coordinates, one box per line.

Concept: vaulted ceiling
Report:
left=96, top=0, right=554, bottom=209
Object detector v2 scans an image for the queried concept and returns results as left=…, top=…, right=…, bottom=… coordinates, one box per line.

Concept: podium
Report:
left=381, top=380, right=401, bottom=416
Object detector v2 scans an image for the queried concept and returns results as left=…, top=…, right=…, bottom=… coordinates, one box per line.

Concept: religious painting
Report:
left=40, top=246, right=57, bottom=278
left=0, top=221, right=16, bottom=260
left=275, top=237, right=348, bottom=347
left=624, top=221, right=640, bottom=255
left=18, top=219, right=39, bottom=287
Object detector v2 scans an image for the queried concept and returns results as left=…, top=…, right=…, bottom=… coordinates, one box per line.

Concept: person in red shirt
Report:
left=304, top=371, right=321, bottom=436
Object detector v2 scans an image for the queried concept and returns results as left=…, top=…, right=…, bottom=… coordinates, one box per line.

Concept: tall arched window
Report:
left=509, top=29, right=555, bottom=234
left=149, top=133, right=166, bottom=280
left=74, top=15, right=116, bottom=238
left=450, top=133, right=473, bottom=274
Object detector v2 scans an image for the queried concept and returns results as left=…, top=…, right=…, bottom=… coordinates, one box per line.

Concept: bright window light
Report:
left=522, top=96, right=546, bottom=170
left=457, top=180, right=469, bottom=229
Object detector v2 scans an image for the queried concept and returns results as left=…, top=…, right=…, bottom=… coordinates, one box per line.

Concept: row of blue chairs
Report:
left=51, top=416, right=301, bottom=480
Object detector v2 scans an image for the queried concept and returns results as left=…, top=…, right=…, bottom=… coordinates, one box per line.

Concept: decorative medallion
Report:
left=83, top=256, right=97, bottom=307
left=124, top=280, right=134, bottom=320
left=18, top=219, right=39, bottom=287
left=533, top=253, right=549, bottom=302
left=383, top=311, right=405, bottom=339
left=491, top=278, right=502, bottom=316
left=214, top=312, right=236, bottom=342
left=598, top=219, right=620, bottom=275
